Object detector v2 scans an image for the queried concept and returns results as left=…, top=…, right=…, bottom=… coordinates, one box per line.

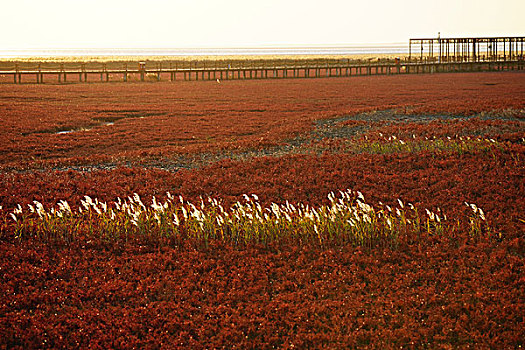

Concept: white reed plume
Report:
left=357, top=201, right=373, bottom=214
left=93, top=205, right=102, bottom=215
left=271, top=203, right=281, bottom=219
left=84, top=195, right=94, bottom=206
left=304, top=211, right=314, bottom=221
left=312, top=208, right=320, bottom=222
left=58, top=200, right=72, bottom=214
left=33, top=201, right=46, bottom=218
left=151, top=196, right=164, bottom=213
left=478, top=208, right=486, bottom=221
left=13, top=204, right=22, bottom=215
left=81, top=199, right=90, bottom=212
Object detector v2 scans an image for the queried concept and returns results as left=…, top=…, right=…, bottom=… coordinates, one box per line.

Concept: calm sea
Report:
left=0, top=45, right=408, bottom=58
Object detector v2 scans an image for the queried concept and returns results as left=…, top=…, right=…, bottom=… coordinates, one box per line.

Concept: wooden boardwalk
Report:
left=1, top=59, right=523, bottom=84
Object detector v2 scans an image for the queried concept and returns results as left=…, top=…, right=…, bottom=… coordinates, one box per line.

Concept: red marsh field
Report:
left=0, top=72, right=524, bottom=348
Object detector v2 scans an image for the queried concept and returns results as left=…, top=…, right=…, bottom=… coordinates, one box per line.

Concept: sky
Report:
left=1, top=0, right=523, bottom=49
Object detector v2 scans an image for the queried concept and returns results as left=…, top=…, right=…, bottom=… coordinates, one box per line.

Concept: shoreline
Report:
left=0, top=53, right=409, bottom=63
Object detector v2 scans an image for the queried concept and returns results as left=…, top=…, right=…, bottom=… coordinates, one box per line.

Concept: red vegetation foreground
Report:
left=1, top=72, right=524, bottom=348
left=0, top=238, right=523, bottom=349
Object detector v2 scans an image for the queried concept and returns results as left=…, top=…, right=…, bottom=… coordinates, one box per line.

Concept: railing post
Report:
left=139, top=62, right=145, bottom=82
left=83, top=63, right=87, bottom=82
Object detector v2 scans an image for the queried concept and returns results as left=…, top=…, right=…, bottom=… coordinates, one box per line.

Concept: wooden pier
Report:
left=1, top=60, right=523, bottom=84
left=1, top=36, right=523, bottom=84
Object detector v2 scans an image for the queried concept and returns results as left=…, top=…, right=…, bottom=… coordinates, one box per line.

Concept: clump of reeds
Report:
left=320, top=134, right=504, bottom=156
left=1, top=190, right=490, bottom=248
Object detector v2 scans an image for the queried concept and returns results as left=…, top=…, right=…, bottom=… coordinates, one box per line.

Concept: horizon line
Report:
left=0, top=43, right=408, bottom=51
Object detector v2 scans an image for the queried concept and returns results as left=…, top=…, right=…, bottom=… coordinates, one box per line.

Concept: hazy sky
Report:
left=1, top=0, right=523, bottom=49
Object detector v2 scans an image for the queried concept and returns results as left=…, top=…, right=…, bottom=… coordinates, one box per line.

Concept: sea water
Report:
left=0, top=45, right=408, bottom=58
